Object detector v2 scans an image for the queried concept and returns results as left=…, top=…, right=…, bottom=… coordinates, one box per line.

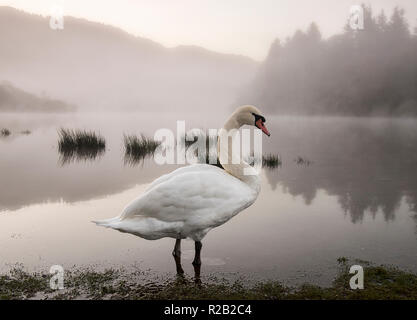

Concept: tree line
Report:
left=242, top=5, right=417, bottom=116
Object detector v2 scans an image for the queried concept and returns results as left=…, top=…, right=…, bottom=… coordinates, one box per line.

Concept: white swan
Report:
left=94, top=105, right=270, bottom=272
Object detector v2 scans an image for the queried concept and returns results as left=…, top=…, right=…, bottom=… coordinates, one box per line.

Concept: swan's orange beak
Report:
left=255, top=119, right=270, bottom=137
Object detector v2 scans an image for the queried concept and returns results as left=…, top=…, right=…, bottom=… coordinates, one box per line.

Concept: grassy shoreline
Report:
left=1, top=259, right=417, bottom=300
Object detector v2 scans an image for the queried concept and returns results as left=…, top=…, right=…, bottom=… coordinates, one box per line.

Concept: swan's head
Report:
left=233, top=105, right=270, bottom=137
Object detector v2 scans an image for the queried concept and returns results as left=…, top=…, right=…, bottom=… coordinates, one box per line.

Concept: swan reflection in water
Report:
left=94, top=106, right=271, bottom=281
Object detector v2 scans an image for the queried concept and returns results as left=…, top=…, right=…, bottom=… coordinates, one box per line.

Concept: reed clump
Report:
left=123, top=134, right=161, bottom=165
left=58, top=128, right=105, bottom=150
left=58, top=128, right=106, bottom=164
left=294, top=156, right=313, bottom=166
left=1, top=128, right=11, bottom=136
left=262, top=154, right=282, bottom=169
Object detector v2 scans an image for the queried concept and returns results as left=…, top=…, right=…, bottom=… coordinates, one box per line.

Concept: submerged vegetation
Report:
left=53, top=129, right=282, bottom=170
left=1, top=259, right=416, bottom=300
left=1, top=128, right=11, bottom=136
left=58, top=128, right=105, bottom=151
left=123, top=134, right=161, bottom=166
left=182, top=133, right=282, bottom=170
left=294, top=156, right=313, bottom=166
left=0, top=128, right=31, bottom=137
left=58, top=128, right=106, bottom=165
left=246, top=154, right=282, bottom=170
left=262, top=154, right=282, bottom=169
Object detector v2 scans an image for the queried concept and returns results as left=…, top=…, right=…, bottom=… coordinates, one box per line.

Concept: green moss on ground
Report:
left=1, top=259, right=416, bottom=300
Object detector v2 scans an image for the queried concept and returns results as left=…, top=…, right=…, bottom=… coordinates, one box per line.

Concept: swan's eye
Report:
left=252, top=112, right=270, bottom=136
left=252, top=113, right=266, bottom=124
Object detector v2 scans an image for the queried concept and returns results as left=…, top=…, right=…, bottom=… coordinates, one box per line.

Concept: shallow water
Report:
left=1, top=112, right=417, bottom=286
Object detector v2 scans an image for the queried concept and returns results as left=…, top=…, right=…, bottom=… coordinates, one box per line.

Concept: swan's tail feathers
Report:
left=92, top=216, right=184, bottom=240
left=92, top=216, right=122, bottom=228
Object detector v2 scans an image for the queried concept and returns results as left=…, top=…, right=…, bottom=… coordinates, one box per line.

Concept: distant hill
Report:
left=0, top=81, right=75, bottom=112
left=0, top=6, right=258, bottom=112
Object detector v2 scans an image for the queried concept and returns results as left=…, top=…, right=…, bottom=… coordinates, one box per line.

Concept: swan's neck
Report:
left=219, top=118, right=260, bottom=193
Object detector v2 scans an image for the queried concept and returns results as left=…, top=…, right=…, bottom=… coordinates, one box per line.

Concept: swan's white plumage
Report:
left=94, top=164, right=259, bottom=241
left=94, top=105, right=267, bottom=242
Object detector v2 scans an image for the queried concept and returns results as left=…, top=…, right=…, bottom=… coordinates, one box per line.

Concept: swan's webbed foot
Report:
left=193, top=263, right=201, bottom=285
left=175, top=264, right=185, bottom=275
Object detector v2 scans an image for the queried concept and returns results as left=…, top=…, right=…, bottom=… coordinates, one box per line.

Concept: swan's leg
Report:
left=172, top=239, right=184, bottom=275
left=192, top=241, right=202, bottom=284
left=193, top=263, right=201, bottom=284
left=192, top=241, right=202, bottom=266
left=172, top=239, right=181, bottom=257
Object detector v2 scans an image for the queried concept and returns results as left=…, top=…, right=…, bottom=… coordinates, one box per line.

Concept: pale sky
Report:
left=1, top=0, right=416, bottom=60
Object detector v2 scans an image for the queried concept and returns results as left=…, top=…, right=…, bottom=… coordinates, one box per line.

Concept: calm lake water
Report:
left=1, top=112, right=417, bottom=286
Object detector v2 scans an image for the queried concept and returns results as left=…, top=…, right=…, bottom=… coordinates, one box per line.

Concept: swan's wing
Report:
left=121, top=165, right=255, bottom=226
left=145, top=164, right=217, bottom=192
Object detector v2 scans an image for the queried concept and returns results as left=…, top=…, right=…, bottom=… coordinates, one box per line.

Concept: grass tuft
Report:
left=294, top=156, right=313, bottom=166
left=262, top=154, right=282, bottom=169
left=123, top=134, right=161, bottom=166
left=1, top=128, right=11, bottom=136
left=58, top=128, right=105, bottom=165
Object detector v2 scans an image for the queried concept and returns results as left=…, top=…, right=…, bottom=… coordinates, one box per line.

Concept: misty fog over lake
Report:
left=1, top=4, right=417, bottom=286
left=1, top=113, right=417, bottom=285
